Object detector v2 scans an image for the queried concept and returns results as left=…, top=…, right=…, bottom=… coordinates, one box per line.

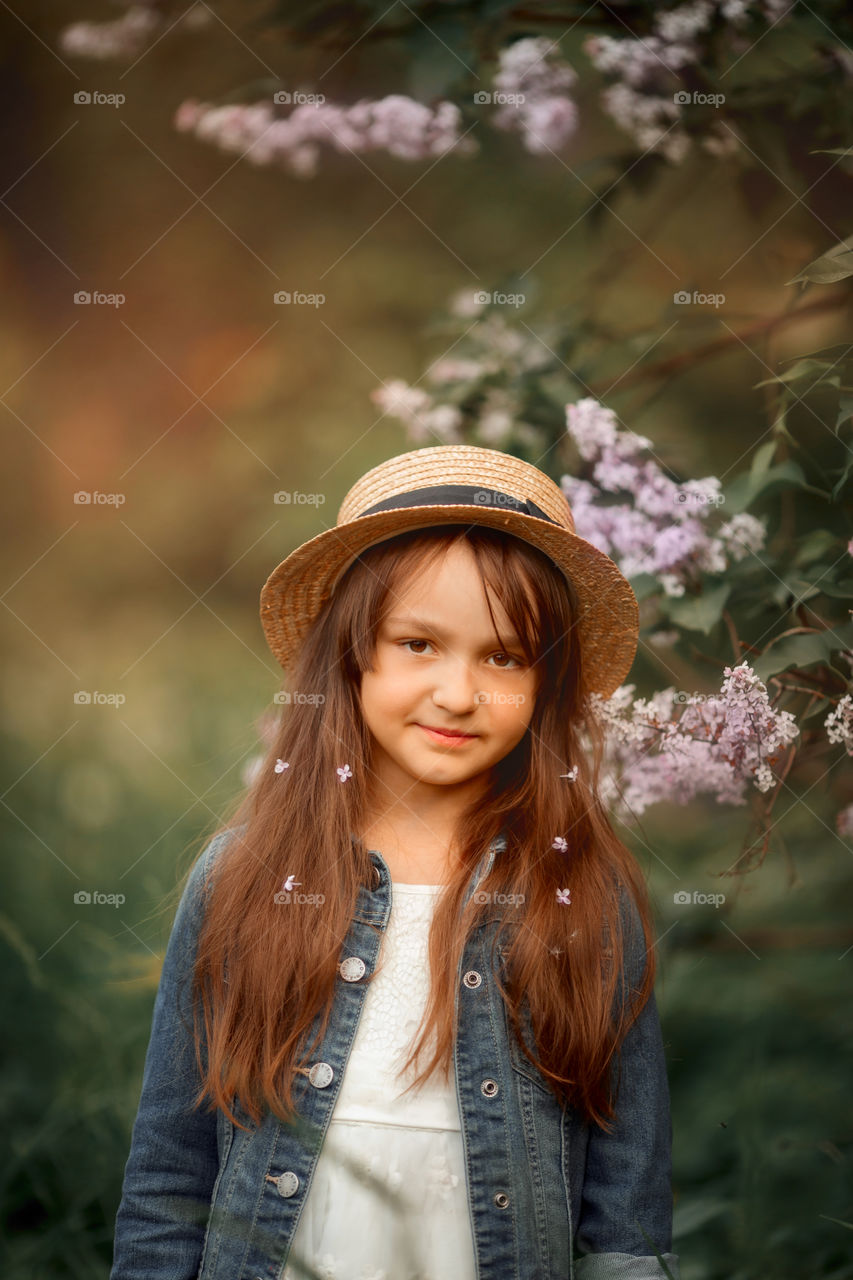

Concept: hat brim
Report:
left=259, top=504, right=638, bottom=700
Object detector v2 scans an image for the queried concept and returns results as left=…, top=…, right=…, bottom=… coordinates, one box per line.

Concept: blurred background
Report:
left=2, top=2, right=852, bottom=1277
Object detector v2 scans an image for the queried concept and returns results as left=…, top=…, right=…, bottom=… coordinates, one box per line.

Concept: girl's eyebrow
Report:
left=384, top=614, right=523, bottom=646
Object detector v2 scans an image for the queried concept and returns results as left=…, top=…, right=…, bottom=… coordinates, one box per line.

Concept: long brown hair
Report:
left=185, top=524, right=657, bottom=1134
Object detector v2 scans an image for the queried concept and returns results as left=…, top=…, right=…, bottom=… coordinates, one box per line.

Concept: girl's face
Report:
left=358, top=540, right=539, bottom=804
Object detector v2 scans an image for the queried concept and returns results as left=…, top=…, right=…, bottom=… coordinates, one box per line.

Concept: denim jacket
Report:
left=111, top=827, right=680, bottom=1280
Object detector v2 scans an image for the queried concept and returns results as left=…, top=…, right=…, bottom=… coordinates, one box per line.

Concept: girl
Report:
left=110, top=445, right=680, bottom=1280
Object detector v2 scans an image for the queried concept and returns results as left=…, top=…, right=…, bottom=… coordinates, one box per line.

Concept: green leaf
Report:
left=752, top=618, right=853, bottom=682
left=749, top=439, right=777, bottom=479
left=787, top=235, right=853, bottom=286
left=836, top=393, right=853, bottom=431
left=811, top=576, right=853, bottom=599
left=754, top=358, right=835, bottom=388
left=662, top=582, right=731, bottom=634
left=627, top=572, right=660, bottom=602
left=722, top=459, right=809, bottom=513
left=794, top=529, right=842, bottom=567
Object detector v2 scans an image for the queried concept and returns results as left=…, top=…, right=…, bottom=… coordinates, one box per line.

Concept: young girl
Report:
left=110, top=445, right=680, bottom=1280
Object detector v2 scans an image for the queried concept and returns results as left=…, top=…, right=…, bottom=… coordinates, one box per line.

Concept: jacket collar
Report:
left=350, top=830, right=508, bottom=924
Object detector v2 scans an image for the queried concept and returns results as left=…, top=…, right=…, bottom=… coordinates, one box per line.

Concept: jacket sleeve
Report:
left=574, top=888, right=680, bottom=1280
left=110, top=830, right=235, bottom=1280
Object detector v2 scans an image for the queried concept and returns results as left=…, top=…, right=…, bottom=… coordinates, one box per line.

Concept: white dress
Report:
left=282, top=880, right=478, bottom=1280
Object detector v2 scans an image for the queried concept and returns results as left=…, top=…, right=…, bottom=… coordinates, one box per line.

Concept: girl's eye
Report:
left=399, top=640, right=523, bottom=669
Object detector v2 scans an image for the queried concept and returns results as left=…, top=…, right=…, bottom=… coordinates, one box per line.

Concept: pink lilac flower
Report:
left=282, top=875, right=300, bottom=892
left=173, top=95, right=477, bottom=178
left=561, top=397, right=767, bottom=596
left=552, top=836, right=569, bottom=851
left=584, top=1, right=793, bottom=164
left=585, top=662, right=800, bottom=822
left=556, top=888, right=572, bottom=905
left=274, top=759, right=290, bottom=774
left=370, top=380, right=464, bottom=444
left=61, top=2, right=210, bottom=58
left=336, top=763, right=353, bottom=782
left=825, top=695, right=853, bottom=755
left=490, top=37, right=579, bottom=155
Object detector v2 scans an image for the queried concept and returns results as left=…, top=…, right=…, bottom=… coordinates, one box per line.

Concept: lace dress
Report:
left=282, top=881, right=477, bottom=1280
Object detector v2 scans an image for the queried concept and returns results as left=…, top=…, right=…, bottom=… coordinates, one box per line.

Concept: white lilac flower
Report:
left=825, top=694, right=853, bottom=754
left=491, top=37, right=579, bottom=154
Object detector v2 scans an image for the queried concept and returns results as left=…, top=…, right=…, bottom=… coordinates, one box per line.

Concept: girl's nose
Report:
left=430, top=659, right=482, bottom=713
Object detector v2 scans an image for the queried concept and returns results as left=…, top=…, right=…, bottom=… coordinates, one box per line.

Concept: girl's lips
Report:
left=416, top=723, right=478, bottom=745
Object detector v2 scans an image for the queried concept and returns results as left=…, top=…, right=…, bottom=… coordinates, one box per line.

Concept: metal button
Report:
left=340, top=956, right=366, bottom=982
left=481, top=1078, right=499, bottom=1098
left=274, top=1171, right=299, bottom=1198
left=462, top=970, right=482, bottom=989
left=494, top=1191, right=510, bottom=1209
left=308, top=1061, right=334, bottom=1089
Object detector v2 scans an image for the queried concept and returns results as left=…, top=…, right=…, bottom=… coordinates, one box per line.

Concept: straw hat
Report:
left=260, top=445, right=638, bottom=699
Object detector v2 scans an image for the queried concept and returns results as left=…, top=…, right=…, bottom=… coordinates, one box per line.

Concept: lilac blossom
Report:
left=584, top=1, right=793, bottom=163
left=562, top=397, right=767, bottom=595
left=60, top=3, right=208, bottom=59
left=825, top=694, right=853, bottom=755
left=586, top=661, right=800, bottom=821
left=370, top=380, right=464, bottom=444
left=173, top=95, right=477, bottom=178
left=489, top=37, right=579, bottom=155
